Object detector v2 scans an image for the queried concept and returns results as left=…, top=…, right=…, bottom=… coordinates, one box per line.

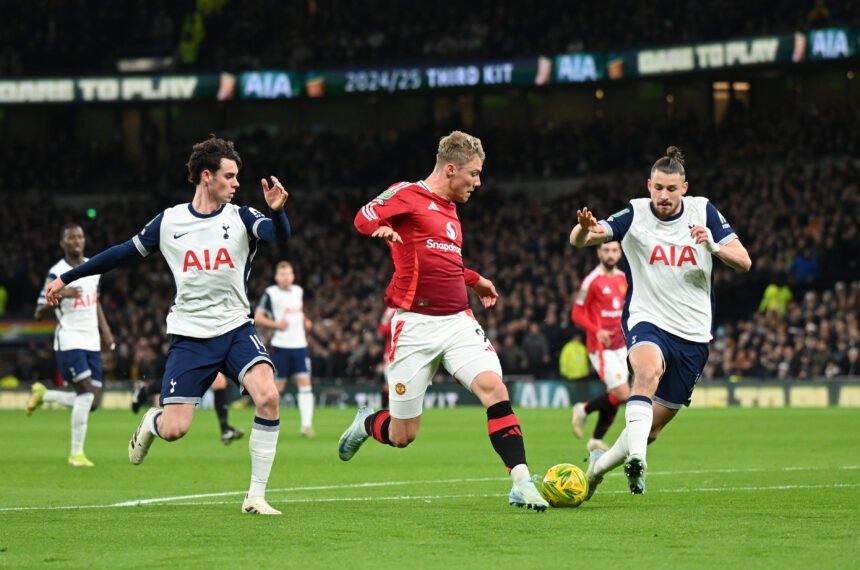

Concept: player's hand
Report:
left=576, top=208, right=598, bottom=230
left=371, top=226, right=403, bottom=244
left=472, top=276, right=498, bottom=309
left=690, top=225, right=720, bottom=253
left=277, top=321, right=289, bottom=330
left=101, top=332, right=116, bottom=351
left=262, top=176, right=289, bottom=210
left=596, top=329, right=612, bottom=348
left=304, top=317, right=313, bottom=331
left=44, top=278, right=68, bottom=306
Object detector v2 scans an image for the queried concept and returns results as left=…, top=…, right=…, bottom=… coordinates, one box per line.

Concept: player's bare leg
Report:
left=388, top=416, right=421, bottom=447
left=129, top=402, right=195, bottom=465
left=471, top=371, right=547, bottom=512
left=241, top=363, right=281, bottom=515
left=212, top=373, right=243, bottom=445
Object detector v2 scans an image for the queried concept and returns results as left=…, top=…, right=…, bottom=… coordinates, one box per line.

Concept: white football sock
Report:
left=248, top=417, right=280, bottom=498
left=625, top=397, right=654, bottom=459
left=297, top=386, right=314, bottom=429
left=594, top=428, right=629, bottom=476
left=44, top=390, right=76, bottom=407
left=145, top=409, right=164, bottom=438
left=70, top=392, right=94, bottom=454
left=510, top=464, right=530, bottom=483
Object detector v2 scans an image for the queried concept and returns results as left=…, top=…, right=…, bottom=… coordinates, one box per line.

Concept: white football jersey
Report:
left=600, top=196, right=737, bottom=343
left=38, top=259, right=101, bottom=351
left=132, top=203, right=267, bottom=338
left=258, top=284, right=307, bottom=348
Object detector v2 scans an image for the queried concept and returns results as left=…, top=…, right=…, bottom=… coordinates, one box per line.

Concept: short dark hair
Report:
left=60, top=222, right=82, bottom=240
left=186, top=135, right=243, bottom=184
left=651, top=145, right=686, bottom=177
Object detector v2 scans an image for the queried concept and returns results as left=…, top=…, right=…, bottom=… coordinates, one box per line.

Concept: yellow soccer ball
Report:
left=540, top=463, right=589, bottom=508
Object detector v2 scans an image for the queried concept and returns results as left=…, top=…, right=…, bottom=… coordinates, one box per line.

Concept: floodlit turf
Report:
left=1, top=405, right=859, bottom=569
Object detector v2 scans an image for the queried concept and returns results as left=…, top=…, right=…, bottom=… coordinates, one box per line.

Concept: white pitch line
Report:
left=13, top=482, right=858, bottom=513
left=108, top=476, right=507, bottom=507
left=2, top=466, right=859, bottom=513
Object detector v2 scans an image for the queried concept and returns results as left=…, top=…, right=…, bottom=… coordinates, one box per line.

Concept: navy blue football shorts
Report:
left=270, top=346, right=311, bottom=380
left=625, top=321, right=709, bottom=409
left=56, top=349, right=103, bottom=387
left=161, top=322, right=274, bottom=405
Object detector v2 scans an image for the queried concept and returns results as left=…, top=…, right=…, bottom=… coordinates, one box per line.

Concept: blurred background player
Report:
left=131, top=372, right=244, bottom=444
left=336, top=131, right=548, bottom=511
left=570, top=241, right=629, bottom=453
left=570, top=146, right=751, bottom=496
left=377, top=306, right=397, bottom=408
left=27, top=223, right=114, bottom=467
left=44, top=136, right=291, bottom=515
left=254, top=261, right=315, bottom=437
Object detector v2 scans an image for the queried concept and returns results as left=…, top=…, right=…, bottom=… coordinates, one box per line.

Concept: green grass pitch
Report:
left=1, top=406, right=858, bottom=569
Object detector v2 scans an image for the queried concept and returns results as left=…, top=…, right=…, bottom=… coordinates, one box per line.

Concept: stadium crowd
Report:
left=3, top=105, right=858, bottom=195
left=2, top=0, right=859, bottom=75
left=2, top=138, right=857, bottom=383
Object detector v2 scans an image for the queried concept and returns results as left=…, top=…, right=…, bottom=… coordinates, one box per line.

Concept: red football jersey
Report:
left=355, top=181, right=474, bottom=316
left=571, top=266, right=627, bottom=353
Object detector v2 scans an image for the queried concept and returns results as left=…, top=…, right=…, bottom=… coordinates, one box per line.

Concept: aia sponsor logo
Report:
left=72, top=292, right=98, bottom=308
left=649, top=245, right=697, bottom=266
left=182, top=248, right=235, bottom=272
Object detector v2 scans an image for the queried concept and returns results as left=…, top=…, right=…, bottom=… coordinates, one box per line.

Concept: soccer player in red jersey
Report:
left=570, top=241, right=630, bottom=453
left=337, top=131, right=548, bottom=511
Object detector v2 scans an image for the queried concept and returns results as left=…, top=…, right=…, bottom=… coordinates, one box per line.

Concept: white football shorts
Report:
left=588, top=347, right=629, bottom=390
left=387, top=308, right=502, bottom=419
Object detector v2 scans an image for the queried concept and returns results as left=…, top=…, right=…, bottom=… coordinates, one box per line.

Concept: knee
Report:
left=473, top=374, right=508, bottom=405
left=632, top=369, right=662, bottom=393
left=253, top=385, right=280, bottom=415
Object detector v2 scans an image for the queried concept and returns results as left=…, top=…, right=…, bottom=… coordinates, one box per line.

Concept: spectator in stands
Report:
left=559, top=333, right=590, bottom=381
left=758, top=275, right=793, bottom=316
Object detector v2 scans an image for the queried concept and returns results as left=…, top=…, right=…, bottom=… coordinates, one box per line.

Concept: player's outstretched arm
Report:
left=570, top=208, right=609, bottom=248
left=44, top=240, right=144, bottom=306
